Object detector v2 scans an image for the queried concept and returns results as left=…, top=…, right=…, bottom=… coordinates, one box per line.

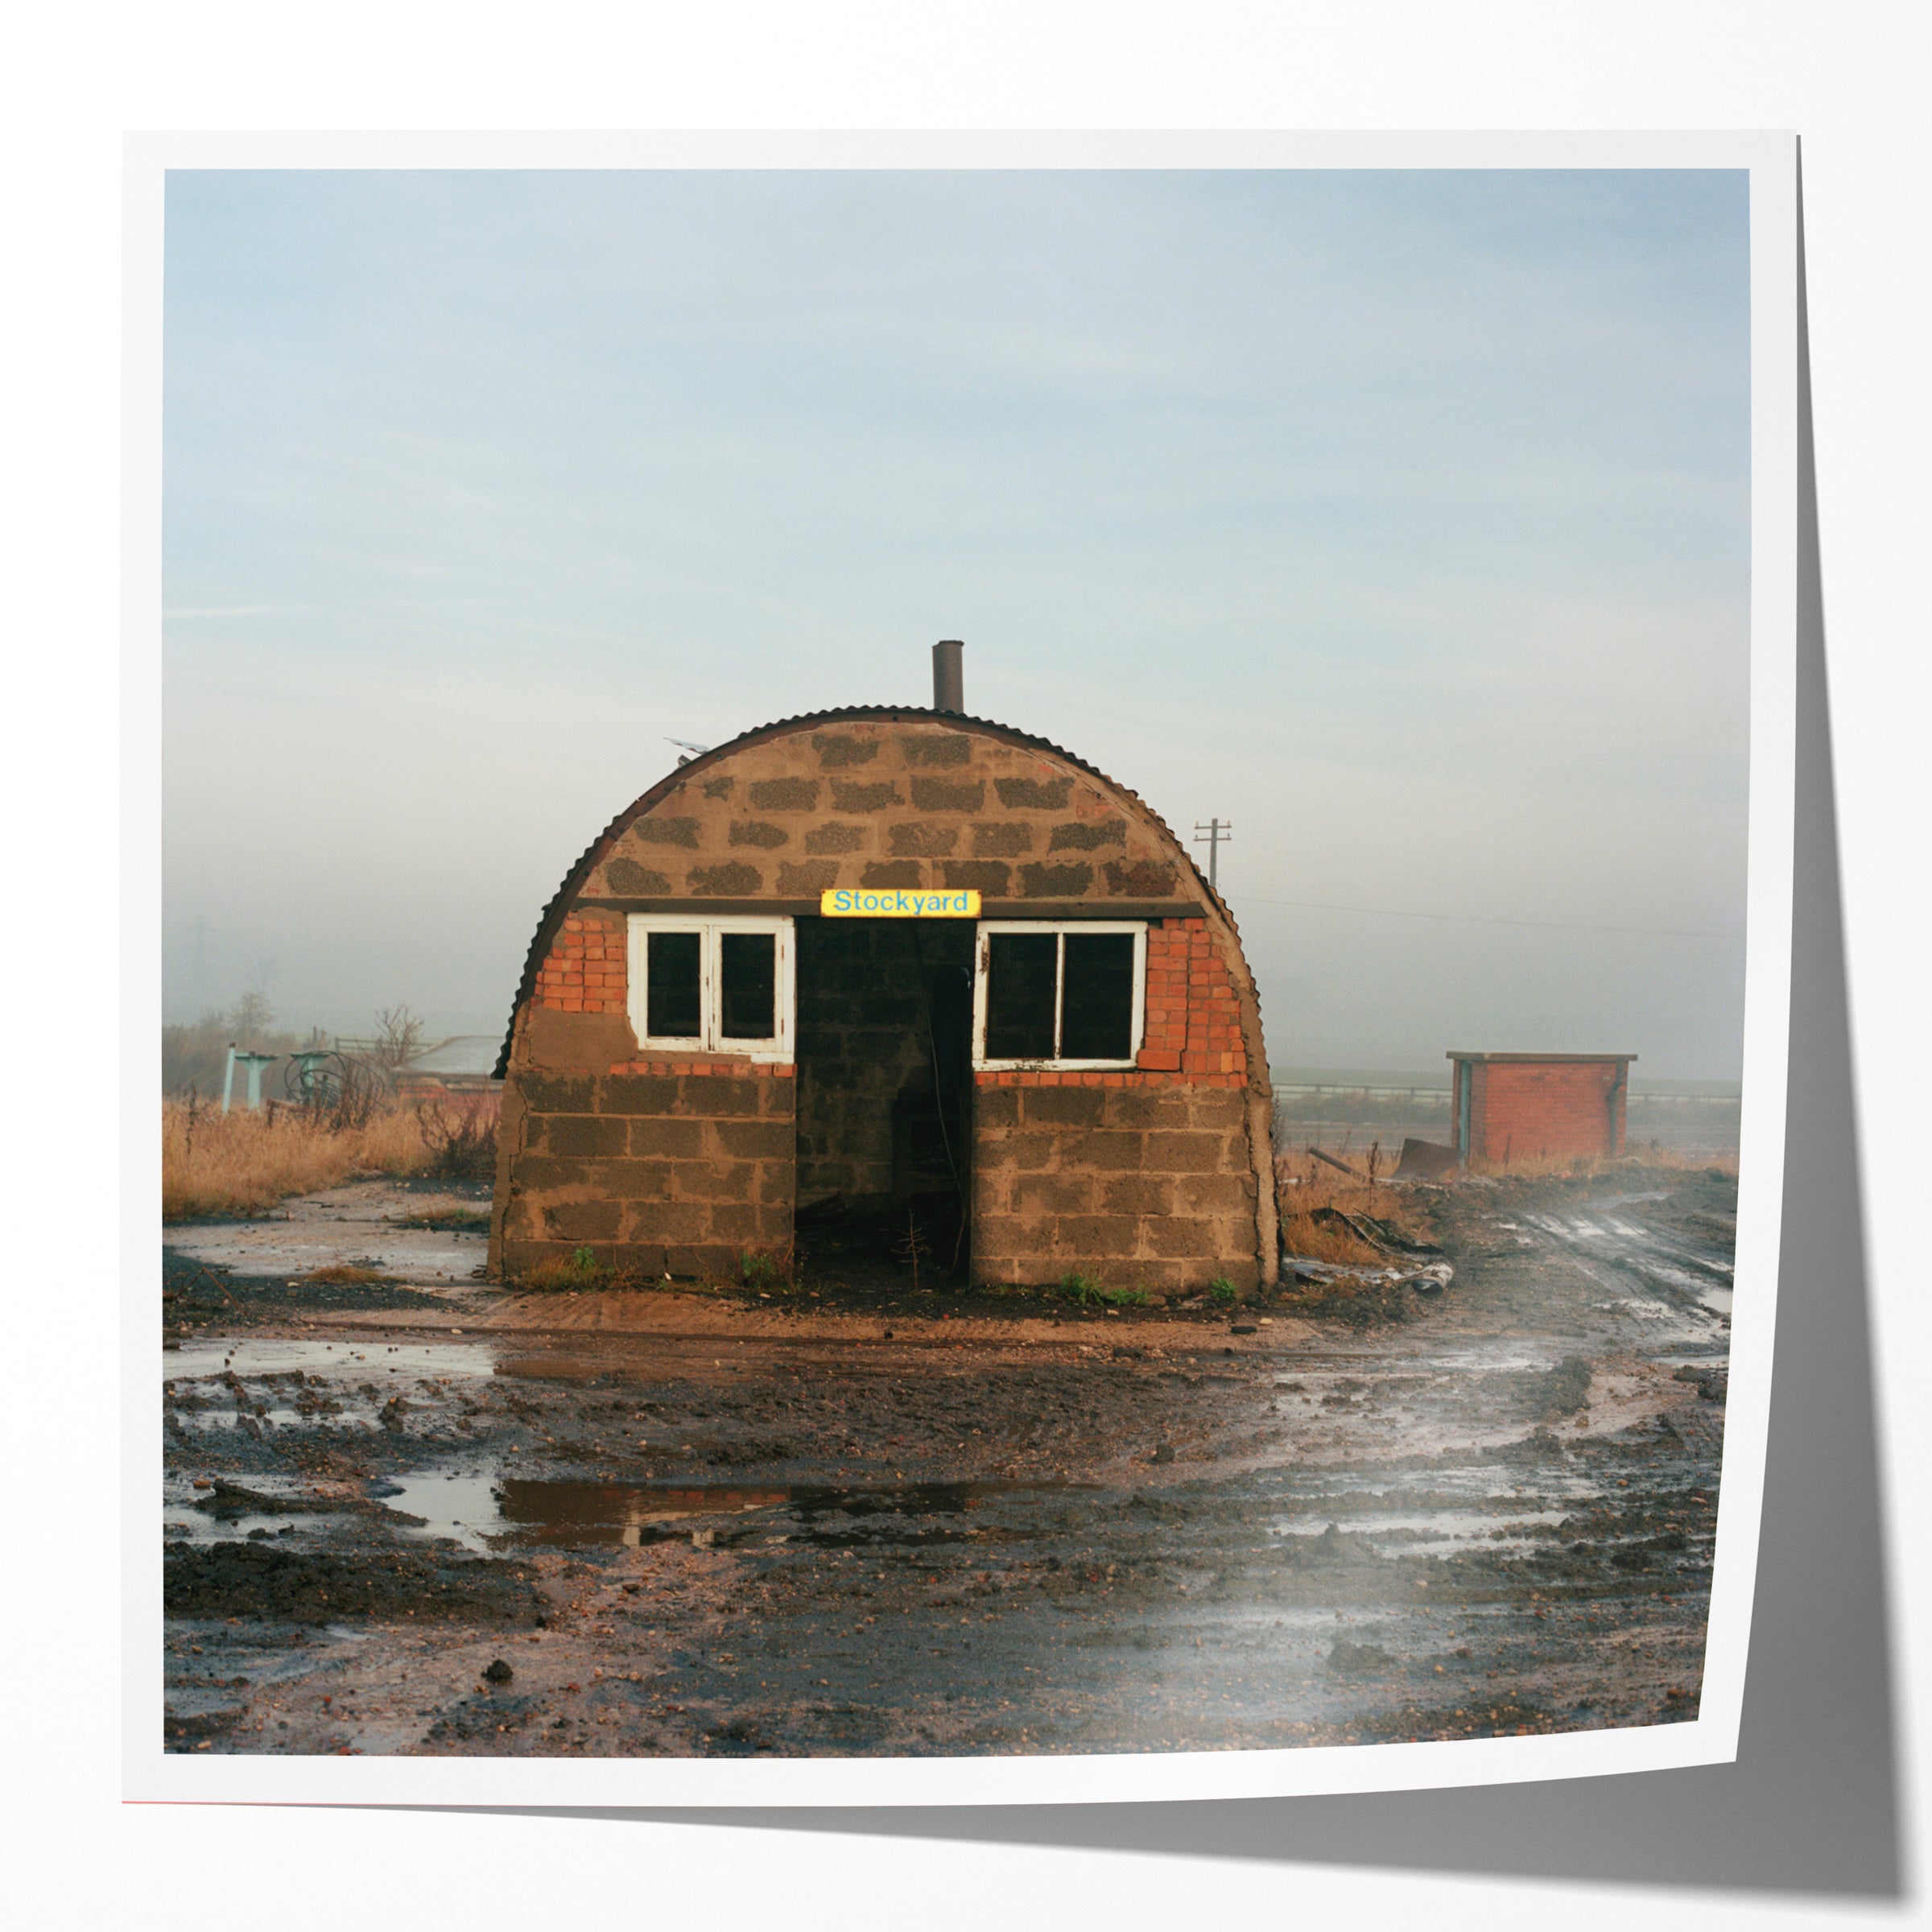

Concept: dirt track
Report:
left=160, top=1166, right=1732, bottom=1757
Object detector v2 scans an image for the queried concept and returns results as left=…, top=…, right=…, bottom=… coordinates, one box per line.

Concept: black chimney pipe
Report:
left=932, top=639, right=964, bottom=714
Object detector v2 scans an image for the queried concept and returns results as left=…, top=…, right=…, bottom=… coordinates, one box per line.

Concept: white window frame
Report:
left=972, top=920, right=1147, bottom=1071
left=626, top=914, right=795, bottom=1063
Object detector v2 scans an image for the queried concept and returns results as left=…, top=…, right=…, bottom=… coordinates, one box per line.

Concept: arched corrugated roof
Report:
left=493, top=705, right=1236, bottom=1077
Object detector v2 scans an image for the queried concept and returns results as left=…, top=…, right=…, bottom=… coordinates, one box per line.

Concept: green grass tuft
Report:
left=522, top=1245, right=613, bottom=1292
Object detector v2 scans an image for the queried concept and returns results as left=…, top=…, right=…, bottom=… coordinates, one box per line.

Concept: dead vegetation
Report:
left=162, top=1093, right=500, bottom=1221
left=1274, top=1154, right=1437, bottom=1266
left=1274, top=1140, right=1738, bottom=1261
left=1462, top=1144, right=1739, bottom=1181
left=1271, top=1141, right=1738, bottom=1327
left=519, top=1248, right=617, bottom=1293
left=412, top=1099, right=499, bottom=1182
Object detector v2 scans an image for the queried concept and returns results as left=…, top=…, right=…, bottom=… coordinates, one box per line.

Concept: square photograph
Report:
left=144, top=147, right=1789, bottom=1791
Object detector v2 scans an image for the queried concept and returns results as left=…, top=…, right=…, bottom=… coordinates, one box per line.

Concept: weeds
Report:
left=395, top=1208, right=492, bottom=1232
left=162, top=1094, right=501, bottom=1220
left=1208, top=1278, right=1238, bottom=1305
left=739, top=1250, right=791, bottom=1294
left=522, top=1246, right=613, bottom=1292
left=1273, top=1140, right=1731, bottom=1269
left=1460, top=1146, right=1739, bottom=1181
left=892, top=1211, right=932, bottom=1292
left=1052, top=1270, right=1147, bottom=1309
left=1275, top=1154, right=1435, bottom=1265
left=413, top=1098, right=499, bottom=1181
left=304, top=1263, right=389, bottom=1286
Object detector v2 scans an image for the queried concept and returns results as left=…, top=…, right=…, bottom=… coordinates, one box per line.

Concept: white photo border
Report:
left=124, top=126, right=1797, bottom=1808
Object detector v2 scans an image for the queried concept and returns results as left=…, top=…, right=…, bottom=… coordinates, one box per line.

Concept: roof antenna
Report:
left=932, top=639, right=964, bottom=714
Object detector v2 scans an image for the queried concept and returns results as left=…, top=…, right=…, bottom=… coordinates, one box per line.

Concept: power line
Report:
left=1232, top=893, right=1740, bottom=942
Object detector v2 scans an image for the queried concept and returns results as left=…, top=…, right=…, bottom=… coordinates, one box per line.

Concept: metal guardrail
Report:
left=1274, top=1084, right=1448, bottom=1101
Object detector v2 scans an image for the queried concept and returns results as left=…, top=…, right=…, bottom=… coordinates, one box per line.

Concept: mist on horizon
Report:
left=163, top=167, right=1751, bottom=1082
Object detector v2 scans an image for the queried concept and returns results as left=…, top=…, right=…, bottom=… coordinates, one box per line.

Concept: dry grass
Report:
left=520, top=1249, right=614, bottom=1293
left=1464, top=1143, right=1739, bottom=1180
left=1274, top=1139, right=1737, bottom=1263
left=1274, top=1154, right=1437, bottom=1265
left=162, top=1096, right=499, bottom=1221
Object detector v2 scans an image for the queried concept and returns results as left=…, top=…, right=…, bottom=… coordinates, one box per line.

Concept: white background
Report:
left=5, top=2, right=1926, bottom=1926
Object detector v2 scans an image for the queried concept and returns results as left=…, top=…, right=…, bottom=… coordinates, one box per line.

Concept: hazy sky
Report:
left=163, top=167, right=1751, bottom=1077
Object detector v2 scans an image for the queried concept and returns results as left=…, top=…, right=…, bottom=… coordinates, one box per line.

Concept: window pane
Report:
left=719, top=931, right=777, bottom=1041
left=985, top=931, right=1058, bottom=1059
left=645, top=930, right=702, bottom=1039
left=1060, top=932, right=1137, bottom=1060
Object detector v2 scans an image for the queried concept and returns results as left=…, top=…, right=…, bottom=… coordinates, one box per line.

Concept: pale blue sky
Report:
left=163, top=167, right=1751, bottom=1075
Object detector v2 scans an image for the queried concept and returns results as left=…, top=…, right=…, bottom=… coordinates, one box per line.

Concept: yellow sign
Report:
left=819, top=887, right=980, bottom=919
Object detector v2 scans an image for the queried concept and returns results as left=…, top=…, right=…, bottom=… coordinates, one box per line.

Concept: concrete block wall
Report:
left=576, top=721, right=1188, bottom=911
left=494, top=1068, right=795, bottom=1280
left=794, top=918, right=973, bottom=1206
left=971, top=1083, right=1260, bottom=1290
left=493, top=713, right=1278, bottom=1289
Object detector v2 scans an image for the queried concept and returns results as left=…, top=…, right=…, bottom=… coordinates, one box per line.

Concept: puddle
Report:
left=163, top=1507, right=307, bottom=1545
left=1524, top=1214, right=1733, bottom=1325
left=164, top=1340, right=500, bottom=1437
left=1279, top=1344, right=1563, bottom=1381
left=1271, top=1506, right=1571, bottom=1559
left=1272, top=1467, right=1605, bottom=1508
left=163, top=1344, right=498, bottom=1437
left=491, top=1353, right=667, bottom=1385
left=165, top=1339, right=495, bottom=1381
left=168, top=1406, right=316, bottom=1433
left=163, top=1473, right=350, bottom=1544
left=379, top=1472, right=1089, bottom=1554
left=164, top=1179, right=489, bottom=1285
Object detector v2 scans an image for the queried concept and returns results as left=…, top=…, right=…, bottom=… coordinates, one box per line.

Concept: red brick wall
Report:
left=1468, top=1061, right=1627, bottom=1166
left=537, top=907, right=1249, bottom=1089
left=532, top=908, right=628, bottom=1017
left=1137, top=916, right=1245, bottom=1077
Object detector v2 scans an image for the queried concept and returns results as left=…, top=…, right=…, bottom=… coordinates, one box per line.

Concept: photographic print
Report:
left=134, top=134, right=1796, bottom=1802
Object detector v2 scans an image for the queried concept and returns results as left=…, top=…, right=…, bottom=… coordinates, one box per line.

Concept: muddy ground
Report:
left=161, top=1166, right=1732, bottom=1757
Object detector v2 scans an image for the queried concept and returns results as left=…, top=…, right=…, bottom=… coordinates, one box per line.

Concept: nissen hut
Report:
left=489, top=644, right=1278, bottom=1293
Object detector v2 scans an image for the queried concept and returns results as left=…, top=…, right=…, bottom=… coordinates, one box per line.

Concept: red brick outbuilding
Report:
left=1447, top=1051, right=1636, bottom=1169
left=489, top=703, right=1278, bottom=1292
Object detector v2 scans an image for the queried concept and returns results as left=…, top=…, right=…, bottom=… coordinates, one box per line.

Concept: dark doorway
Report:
left=792, top=917, right=975, bottom=1290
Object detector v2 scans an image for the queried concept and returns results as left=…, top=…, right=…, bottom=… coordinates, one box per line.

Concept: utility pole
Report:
left=1193, top=819, right=1232, bottom=892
